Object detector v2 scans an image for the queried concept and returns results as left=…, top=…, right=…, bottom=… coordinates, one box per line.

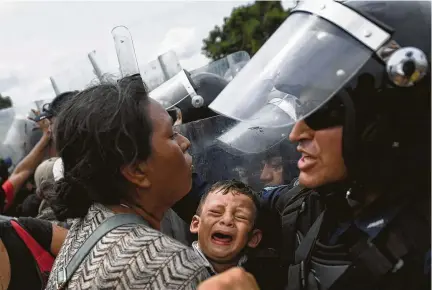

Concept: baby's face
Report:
left=191, top=189, right=260, bottom=263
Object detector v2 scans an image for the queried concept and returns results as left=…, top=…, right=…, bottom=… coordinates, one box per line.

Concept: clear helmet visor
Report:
left=209, top=12, right=374, bottom=153
left=0, top=104, right=40, bottom=166
left=190, top=51, right=251, bottom=81
left=140, top=50, right=182, bottom=91
left=111, top=26, right=195, bottom=110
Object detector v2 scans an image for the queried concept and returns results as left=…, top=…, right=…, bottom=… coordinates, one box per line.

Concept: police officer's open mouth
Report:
left=211, top=232, right=233, bottom=244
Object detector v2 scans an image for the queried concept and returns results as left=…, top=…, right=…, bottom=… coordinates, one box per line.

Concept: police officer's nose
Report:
left=289, top=120, right=314, bottom=143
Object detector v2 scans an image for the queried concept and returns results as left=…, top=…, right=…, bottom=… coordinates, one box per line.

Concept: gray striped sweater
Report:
left=46, top=203, right=210, bottom=290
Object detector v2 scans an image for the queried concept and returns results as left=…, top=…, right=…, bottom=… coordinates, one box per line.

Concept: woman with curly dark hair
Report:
left=46, top=76, right=209, bottom=290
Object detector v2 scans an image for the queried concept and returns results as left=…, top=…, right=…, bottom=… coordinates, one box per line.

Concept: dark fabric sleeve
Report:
left=17, top=217, right=53, bottom=253
left=173, top=173, right=210, bottom=224
left=260, top=185, right=290, bottom=211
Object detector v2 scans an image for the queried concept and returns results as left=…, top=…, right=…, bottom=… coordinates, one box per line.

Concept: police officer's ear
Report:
left=247, top=229, right=262, bottom=248
left=190, top=215, right=201, bottom=234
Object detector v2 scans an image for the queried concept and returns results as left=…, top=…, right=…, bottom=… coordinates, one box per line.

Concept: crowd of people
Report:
left=0, top=0, right=430, bottom=289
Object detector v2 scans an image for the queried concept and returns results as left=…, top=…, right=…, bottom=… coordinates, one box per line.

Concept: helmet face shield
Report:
left=208, top=1, right=394, bottom=153
left=210, top=12, right=374, bottom=124
left=190, top=51, right=251, bottom=81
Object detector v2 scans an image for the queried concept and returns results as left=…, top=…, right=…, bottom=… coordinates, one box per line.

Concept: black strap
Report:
left=287, top=211, right=325, bottom=290
left=275, top=185, right=306, bottom=215
left=294, top=211, right=325, bottom=264
left=277, top=186, right=312, bottom=266
left=56, top=214, right=149, bottom=289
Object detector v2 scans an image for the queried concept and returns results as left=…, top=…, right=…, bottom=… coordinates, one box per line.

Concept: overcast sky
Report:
left=0, top=1, right=296, bottom=106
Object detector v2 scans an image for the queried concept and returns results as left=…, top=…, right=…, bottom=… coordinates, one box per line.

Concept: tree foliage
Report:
left=202, top=1, right=290, bottom=60
left=0, top=94, right=12, bottom=110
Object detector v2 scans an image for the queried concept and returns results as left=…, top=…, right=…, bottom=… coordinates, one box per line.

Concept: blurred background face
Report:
left=191, top=189, right=260, bottom=263
left=289, top=120, right=347, bottom=188
left=260, top=156, right=284, bottom=187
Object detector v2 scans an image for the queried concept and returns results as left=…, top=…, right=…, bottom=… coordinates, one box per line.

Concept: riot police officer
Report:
left=181, top=0, right=431, bottom=289
left=150, top=69, right=228, bottom=124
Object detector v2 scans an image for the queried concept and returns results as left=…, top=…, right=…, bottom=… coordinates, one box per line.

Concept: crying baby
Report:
left=190, top=180, right=263, bottom=275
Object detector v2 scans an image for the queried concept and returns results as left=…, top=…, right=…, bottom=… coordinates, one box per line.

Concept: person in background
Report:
left=259, top=141, right=300, bottom=189
left=190, top=180, right=262, bottom=275
left=1, top=115, right=51, bottom=214
left=10, top=91, right=79, bottom=217
left=259, top=154, right=284, bottom=187
left=32, top=158, right=59, bottom=220
left=34, top=90, right=78, bottom=158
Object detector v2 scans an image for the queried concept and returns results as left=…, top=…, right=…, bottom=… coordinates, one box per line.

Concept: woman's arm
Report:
left=50, top=224, right=68, bottom=256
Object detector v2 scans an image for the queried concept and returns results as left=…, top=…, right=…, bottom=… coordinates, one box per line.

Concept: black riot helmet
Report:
left=335, top=0, right=430, bottom=193
left=208, top=0, right=431, bottom=194
left=150, top=69, right=228, bottom=123
left=178, top=72, right=228, bottom=123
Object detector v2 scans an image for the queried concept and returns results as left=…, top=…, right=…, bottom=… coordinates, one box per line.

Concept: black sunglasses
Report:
left=303, top=99, right=345, bottom=130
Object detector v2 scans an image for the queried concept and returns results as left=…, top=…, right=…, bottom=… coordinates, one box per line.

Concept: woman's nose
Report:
left=178, top=133, right=191, bottom=152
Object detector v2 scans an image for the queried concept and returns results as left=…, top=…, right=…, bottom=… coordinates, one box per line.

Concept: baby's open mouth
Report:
left=211, top=232, right=233, bottom=245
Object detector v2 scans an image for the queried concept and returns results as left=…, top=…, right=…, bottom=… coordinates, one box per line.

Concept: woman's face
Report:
left=145, top=99, right=193, bottom=207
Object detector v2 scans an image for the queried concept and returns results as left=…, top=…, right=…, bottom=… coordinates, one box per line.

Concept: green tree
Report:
left=0, top=94, right=12, bottom=110
left=202, top=1, right=290, bottom=60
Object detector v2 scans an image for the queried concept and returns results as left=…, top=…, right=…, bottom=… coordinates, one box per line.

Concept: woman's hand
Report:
left=198, top=268, right=260, bottom=290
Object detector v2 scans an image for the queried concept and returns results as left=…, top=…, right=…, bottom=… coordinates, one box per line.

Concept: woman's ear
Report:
left=121, top=161, right=151, bottom=189
left=247, top=229, right=263, bottom=248
left=190, top=215, right=201, bottom=234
